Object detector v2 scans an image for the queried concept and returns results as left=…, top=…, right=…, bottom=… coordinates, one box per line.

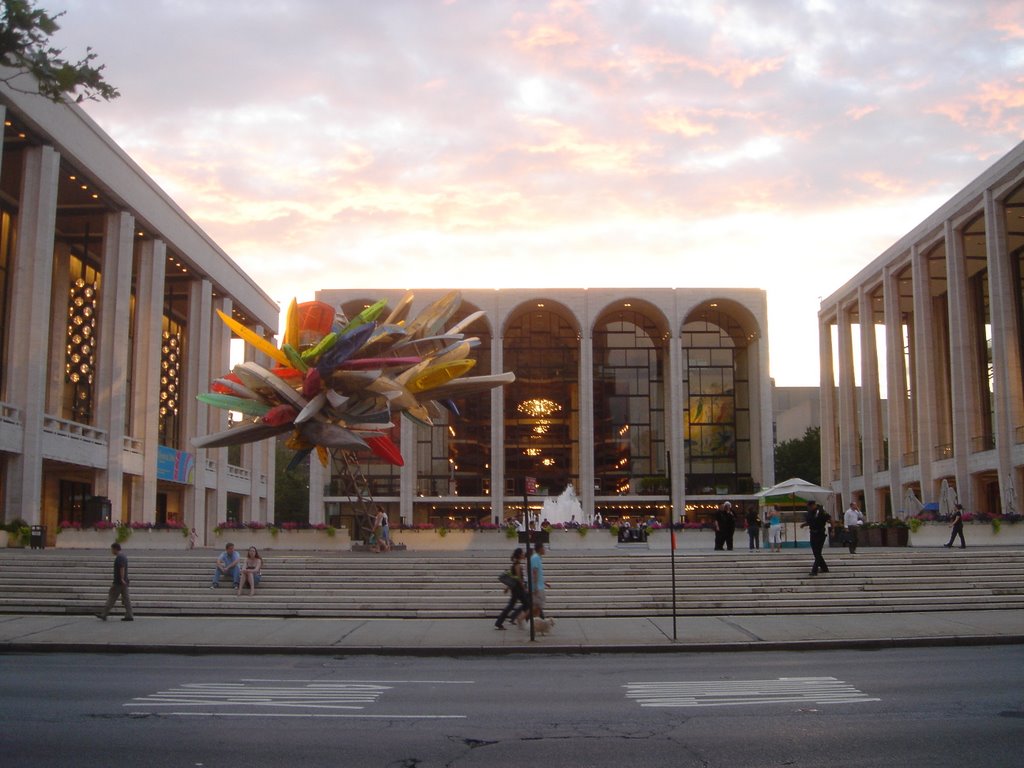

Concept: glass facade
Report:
left=504, top=304, right=580, bottom=499
left=682, top=307, right=753, bottom=496
left=592, top=308, right=667, bottom=496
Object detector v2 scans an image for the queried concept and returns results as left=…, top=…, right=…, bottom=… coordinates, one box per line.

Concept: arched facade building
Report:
left=311, top=288, right=773, bottom=530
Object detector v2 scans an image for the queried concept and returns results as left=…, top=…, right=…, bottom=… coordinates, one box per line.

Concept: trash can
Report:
left=30, top=524, right=45, bottom=549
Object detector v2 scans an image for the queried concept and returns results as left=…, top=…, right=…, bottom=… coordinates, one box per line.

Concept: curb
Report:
left=3, top=634, right=1022, bottom=657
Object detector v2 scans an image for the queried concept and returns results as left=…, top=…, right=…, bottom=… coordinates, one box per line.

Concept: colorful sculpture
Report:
left=193, top=291, right=514, bottom=468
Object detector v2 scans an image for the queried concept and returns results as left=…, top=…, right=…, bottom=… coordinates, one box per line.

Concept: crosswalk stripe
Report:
left=625, top=677, right=878, bottom=708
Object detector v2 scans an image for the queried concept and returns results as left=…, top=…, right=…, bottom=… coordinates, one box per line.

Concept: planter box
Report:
left=211, top=528, right=352, bottom=551
left=908, top=521, right=1024, bottom=547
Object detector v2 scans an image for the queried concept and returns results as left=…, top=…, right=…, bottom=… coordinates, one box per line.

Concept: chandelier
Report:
left=65, top=277, right=98, bottom=421
left=517, top=397, right=561, bottom=418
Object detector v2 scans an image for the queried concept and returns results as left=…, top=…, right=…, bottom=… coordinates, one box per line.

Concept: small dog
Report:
left=533, top=617, right=556, bottom=636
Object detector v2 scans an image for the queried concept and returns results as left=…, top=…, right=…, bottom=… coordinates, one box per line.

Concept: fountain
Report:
left=539, top=483, right=586, bottom=526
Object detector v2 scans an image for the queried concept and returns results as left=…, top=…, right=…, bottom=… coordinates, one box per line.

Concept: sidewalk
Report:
left=1, top=609, right=1021, bottom=655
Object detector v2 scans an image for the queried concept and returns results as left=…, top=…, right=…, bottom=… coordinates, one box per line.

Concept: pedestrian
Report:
left=768, top=509, right=783, bottom=552
left=96, top=542, right=133, bottom=621
left=800, top=500, right=831, bottom=576
left=210, top=542, right=240, bottom=589
left=494, top=547, right=530, bottom=629
left=746, top=506, right=761, bottom=550
left=843, top=500, right=864, bottom=554
left=714, top=501, right=735, bottom=550
left=529, top=542, right=548, bottom=619
left=238, top=546, right=263, bottom=596
left=943, top=504, right=967, bottom=549
left=187, top=527, right=199, bottom=549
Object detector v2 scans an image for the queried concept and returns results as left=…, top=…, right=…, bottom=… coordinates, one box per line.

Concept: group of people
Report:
left=494, top=542, right=553, bottom=633
left=211, top=542, right=264, bottom=594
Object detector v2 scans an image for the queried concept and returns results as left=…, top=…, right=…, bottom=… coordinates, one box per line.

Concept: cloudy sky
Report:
left=50, top=0, right=1024, bottom=386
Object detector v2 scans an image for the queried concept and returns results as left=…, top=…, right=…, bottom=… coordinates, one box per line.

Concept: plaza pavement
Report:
left=0, top=608, right=1021, bottom=656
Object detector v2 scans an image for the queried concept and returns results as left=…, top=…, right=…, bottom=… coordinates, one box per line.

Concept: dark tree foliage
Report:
left=774, top=426, right=821, bottom=486
left=0, top=0, right=118, bottom=102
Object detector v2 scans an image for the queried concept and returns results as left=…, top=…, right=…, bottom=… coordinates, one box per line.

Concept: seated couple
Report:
left=211, top=542, right=263, bottom=595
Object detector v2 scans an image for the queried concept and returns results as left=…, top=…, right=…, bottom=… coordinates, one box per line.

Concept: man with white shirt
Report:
left=843, top=500, right=865, bottom=554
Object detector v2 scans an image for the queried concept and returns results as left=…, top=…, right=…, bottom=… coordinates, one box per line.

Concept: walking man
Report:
left=801, top=500, right=831, bottom=577
left=97, top=542, right=133, bottom=621
left=843, top=500, right=864, bottom=554
left=943, top=504, right=967, bottom=549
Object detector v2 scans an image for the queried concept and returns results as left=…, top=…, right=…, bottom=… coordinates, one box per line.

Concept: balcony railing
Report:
left=0, top=402, right=21, bottom=425
left=902, top=451, right=918, bottom=466
left=42, top=415, right=107, bottom=446
left=970, top=435, right=996, bottom=453
left=1017, top=425, right=1024, bottom=445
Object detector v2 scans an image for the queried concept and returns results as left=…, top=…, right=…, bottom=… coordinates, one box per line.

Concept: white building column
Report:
left=858, top=286, right=883, bottom=517
left=911, top=244, right=938, bottom=502
left=818, top=314, right=837, bottom=494
left=578, top=329, right=595, bottom=517
left=131, top=238, right=166, bottom=524
left=185, top=279, right=214, bottom=530
left=836, top=302, right=857, bottom=506
left=241, top=323, right=269, bottom=524
left=667, top=332, right=685, bottom=521
left=208, top=296, right=233, bottom=531
left=93, top=211, right=135, bottom=522
left=944, top=219, right=980, bottom=512
left=490, top=332, right=505, bottom=521
left=985, top=189, right=1024, bottom=512
left=4, top=145, right=60, bottom=527
left=883, top=264, right=907, bottom=515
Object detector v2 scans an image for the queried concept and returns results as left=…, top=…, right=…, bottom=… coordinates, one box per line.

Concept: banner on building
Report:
left=157, top=445, right=196, bottom=484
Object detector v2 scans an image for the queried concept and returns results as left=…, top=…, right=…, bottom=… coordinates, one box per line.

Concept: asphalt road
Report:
left=1, top=646, right=1021, bottom=767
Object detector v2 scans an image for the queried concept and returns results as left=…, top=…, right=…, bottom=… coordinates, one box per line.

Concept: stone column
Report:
left=944, top=220, right=980, bottom=512
left=667, top=330, right=686, bottom=522
left=818, top=313, right=837, bottom=494
left=207, top=296, right=233, bottom=533
left=93, top=211, right=135, bottom=522
left=578, top=328, right=595, bottom=518
left=858, top=286, right=883, bottom=518
left=911, top=244, right=938, bottom=502
left=836, top=302, right=857, bottom=507
left=883, top=264, right=907, bottom=515
left=186, top=279, right=214, bottom=530
left=490, top=332, right=505, bottom=523
left=131, top=239, right=166, bottom=524
left=4, top=145, right=60, bottom=527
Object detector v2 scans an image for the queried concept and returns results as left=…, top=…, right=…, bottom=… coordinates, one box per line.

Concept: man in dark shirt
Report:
left=97, top=542, right=133, bottom=621
left=800, top=500, right=831, bottom=577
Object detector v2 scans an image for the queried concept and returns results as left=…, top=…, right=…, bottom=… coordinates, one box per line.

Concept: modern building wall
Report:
left=313, top=287, right=773, bottom=531
left=0, top=71, right=277, bottom=544
left=819, top=140, right=1024, bottom=520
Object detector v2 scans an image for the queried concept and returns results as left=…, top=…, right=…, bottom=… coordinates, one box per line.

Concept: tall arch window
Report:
left=415, top=304, right=492, bottom=500
left=682, top=307, right=752, bottom=495
left=504, top=304, right=579, bottom=498
left=159, top=284, right=188, bottom=448
left=592, top=307, right=667, bottom=494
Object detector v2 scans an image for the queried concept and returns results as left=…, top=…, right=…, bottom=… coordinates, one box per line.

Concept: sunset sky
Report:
left=52, top=0, right=1024, bottom=386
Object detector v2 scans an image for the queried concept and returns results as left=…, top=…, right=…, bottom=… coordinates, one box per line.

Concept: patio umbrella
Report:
left=756, top=478, right=833, bottom=506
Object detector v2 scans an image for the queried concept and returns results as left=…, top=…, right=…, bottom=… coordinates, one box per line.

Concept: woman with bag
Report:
left=494, top=547, right=530, bottom=630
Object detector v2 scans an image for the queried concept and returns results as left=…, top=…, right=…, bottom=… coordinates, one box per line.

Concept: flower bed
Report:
left=907, top=519, right=1024, bottom=547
